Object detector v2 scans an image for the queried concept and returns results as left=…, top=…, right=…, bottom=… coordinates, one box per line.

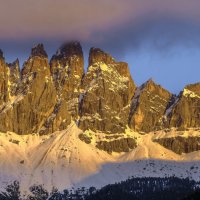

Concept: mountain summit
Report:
left=0, top=42, right=199, bottom=135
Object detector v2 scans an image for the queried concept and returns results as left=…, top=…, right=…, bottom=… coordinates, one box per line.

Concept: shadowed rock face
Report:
left=30, top=44, right=48, bottom=58
left=50, top=41, right=84, bottom=120
left=0, top=49, right=3, bottom=59
left=78, top=47, right=136, bottom=133
left=129, top=79, right=172, bottom=132
left=8, top=59, right=20, bottom=96
left=0, top=43, right=84, bottom=135
left=96, top=138, right=137, bottom=153
left=168, top=83, right=200, bottom=130
left=154, top=136, right=200, bottom=154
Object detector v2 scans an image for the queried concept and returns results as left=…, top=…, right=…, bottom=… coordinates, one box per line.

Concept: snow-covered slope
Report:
left=0, top=123, right=200, bottom=193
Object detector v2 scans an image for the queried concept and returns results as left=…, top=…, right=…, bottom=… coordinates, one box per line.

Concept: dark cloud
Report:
left=1, top=0, right=200, bottom=62
left=85, top=14, right=200, bottom=58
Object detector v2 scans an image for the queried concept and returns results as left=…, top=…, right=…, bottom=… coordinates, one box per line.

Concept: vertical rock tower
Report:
left=79, top=48, right=136, bottom=133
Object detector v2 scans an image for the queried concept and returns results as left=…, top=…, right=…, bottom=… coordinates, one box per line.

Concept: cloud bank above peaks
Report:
left=1, top=0, right=200, bottom=58
left=0, top=0, right=133, bottom=40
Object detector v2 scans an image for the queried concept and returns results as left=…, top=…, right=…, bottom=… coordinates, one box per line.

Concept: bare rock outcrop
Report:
left=78, top=48, right=136, bottom=133
left=154, top=136, right=200, bottom=154
left=0, top=50, right=10, bottom=105
left=168, top=83, right=200, bottom=130
left=0, top=44, right=57, bottom=134
left=129, top=79, right=172, bottom=132
left=0, top=42, right=199, bottom=138
left=50, top=41, right=84, bottom=120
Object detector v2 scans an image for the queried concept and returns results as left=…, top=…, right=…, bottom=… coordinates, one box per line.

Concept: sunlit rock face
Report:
left=0, top=50, right=10, bottom=105
left=0, top=43, right=84, bottom=135
left=40, top=41, right=85, bottom=135
left=128, top=79, right=172, bottom=132
left=79, top=48, right=136, bottom=133
left=0, top=42, right=199, bottom=136
left=50, top=41, right=84, bottom=121
left=167, top=83, right=200, bottom=130
left=0, top=44, right=57, bottom=134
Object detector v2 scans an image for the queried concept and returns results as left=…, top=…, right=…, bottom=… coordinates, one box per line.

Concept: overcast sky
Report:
left=0, top=0, right=200, bottom=93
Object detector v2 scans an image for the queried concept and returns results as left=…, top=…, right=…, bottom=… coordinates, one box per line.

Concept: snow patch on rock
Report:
left=183, top=88, right=200, bottom=99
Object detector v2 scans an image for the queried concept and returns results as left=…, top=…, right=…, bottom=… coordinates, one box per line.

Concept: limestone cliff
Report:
left=129, top=79, right=172, bottom=132
left=0, top=43, right=199, bottom=137
left=78, top=48, right=136, bottom=133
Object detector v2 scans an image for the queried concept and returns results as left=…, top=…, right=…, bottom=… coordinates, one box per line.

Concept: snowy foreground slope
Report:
left=0, top=123, right=200, bottom=192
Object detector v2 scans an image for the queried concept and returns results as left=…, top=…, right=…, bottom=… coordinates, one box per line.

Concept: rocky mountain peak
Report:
left=89, top=47, right=115, bottom=66
left=184, top=82, right=200, bottom=96
left=51, top=41, right=84, bottom=74
left=0, top=51, right=9, bottom=105
left=0, top=44, right=57, bottom=135
left=79, top=49, right=136, bottom=133
left=142, top=78, right=158, bottom=88
left=143, top=78, right=154, bottom=86
left=140, top=79, right=170, bottom=97
left=31, top=43, right=48, bottom=58
left=129, top=80, right=172, bottom=132
left=0, top=49, right=4, bottom=60
left=21, top=44, right=49, bottom=77
left=167, top=82, right=200, bottom=130
left=9, top=59, right=20, bottom=71
left=55, top=41, right=83, bottom=58
left=12, top=58, right=19, bottom=64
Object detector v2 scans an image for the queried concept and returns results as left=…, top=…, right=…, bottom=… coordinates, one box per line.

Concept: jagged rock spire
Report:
left=50, top=41, right=84, bottom=119
left=31, top=43, right=48, bottom=58
left=185, top=82, right=200, bottom=96
left=55, top=41, right=83, bottom=58
left=21, top=44, right=49, bottom=76
left=129, top=79, right=172, bottom=132
left=0, top=43, right=57, bottom=135
left=0, top=49, right=4, bottom=60
left=168, top=82, right=200, bottom=130
left=51, top=41, right=84, bottom=75
left=79, top=47, right=136, bottom=133
left=88, top=47, right=114, bottom=66
left=0, top=41, right=199, bottom=135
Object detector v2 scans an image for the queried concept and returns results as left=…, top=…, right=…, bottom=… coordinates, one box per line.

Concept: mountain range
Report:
left=0, top=41, right=200, bottom=194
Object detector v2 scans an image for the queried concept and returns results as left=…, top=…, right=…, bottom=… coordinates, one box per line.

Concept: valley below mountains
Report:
left=0, top=41, right=200, bottom=195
